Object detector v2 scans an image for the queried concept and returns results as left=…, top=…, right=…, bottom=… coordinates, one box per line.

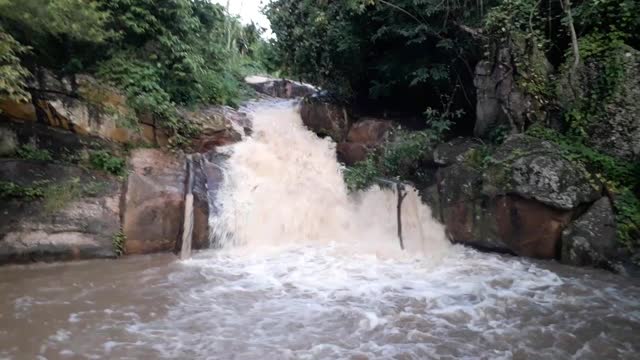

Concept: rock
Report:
left=0, top=99, right=37, bottom=122
left=1, top=70, right=145, bottom=145
left=0, top=120, right=116, bottom=161
left=346, top=118, right=393, bottom=145
left=562, top=197, right=618, bottom=268
left=122, top=149, right=186, bottom=254
left=435, top=161, right=576, bottom=258
left=493, top=195, right=574, bottom=258
left=337, top=142, right=370, bottom=166
left=421, top=184, right=442, bottom=222
left=179, top=105, right=251, bottom=153
left=245, top=76, right=316, bottom=98
left=0, top=127, right=17, bottom=156
left=483, top=135, right=600, bottom=210
left=559, top=45, right=640, bottom=161
left=300, top=92, right=350, bottom=142
left=0, top=160, right=120, bottom=264
left=189, top=152, right=227, bottom=249
left=435, top=163, right=507, bottom=251
left=433, top=137, right=482, bottom=166
left=474, top=40, right=549, bottom=138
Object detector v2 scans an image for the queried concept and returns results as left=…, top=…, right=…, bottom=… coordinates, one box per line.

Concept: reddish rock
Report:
left=347, top=118, right=393, bottom=145
left=493, top=195, right=574, bottom=258
left=193, top=129, right=242, bottom=153
left=337, top=142, right=370, bottom=165
left=300, top=93, right=350, bottom=142
left=122, top=149, right=186, bottom=254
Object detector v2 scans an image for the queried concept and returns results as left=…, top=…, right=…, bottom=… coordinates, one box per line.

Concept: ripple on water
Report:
left=113, top=245, right=639, bottom=359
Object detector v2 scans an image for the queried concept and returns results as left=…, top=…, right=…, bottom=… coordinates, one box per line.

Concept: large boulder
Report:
left=482, top=135, right=601, bottom=210
left=559, top=45, right=640, bottom=161
left=300, top=92, right=351, bottom=142
left=429, top=135, right=599, bottom=259
left=245, top=76, right=316, bottom=98
left=433, top=160, right=576, bottom=258
left=561, top=197, right=619, bottom=268
left=0, top=160, right=120, bottom=264
left=122, top=149, right=186, bottom=254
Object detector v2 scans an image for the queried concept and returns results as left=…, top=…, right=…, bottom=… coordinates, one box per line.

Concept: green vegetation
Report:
left=15, top=145, right=53, bottom=162
left=345, top=108, right=456, bottom=191
left=0, top=29, right=29, bottom=102
left=0, top=180, right=46, bottom=200
left=112, top=230, right=126, bottom=257
left=1, top=177, right=109, bottom=213
left=88, top=150, right=126, bottom=177
left=0, top=0, right=276, bottom=143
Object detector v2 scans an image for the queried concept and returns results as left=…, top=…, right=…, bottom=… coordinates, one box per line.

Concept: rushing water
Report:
left=1, top=101, right=639, bottom=359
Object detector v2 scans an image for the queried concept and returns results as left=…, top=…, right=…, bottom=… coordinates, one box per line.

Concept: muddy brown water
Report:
left=1, top=247, right=639, bottom=360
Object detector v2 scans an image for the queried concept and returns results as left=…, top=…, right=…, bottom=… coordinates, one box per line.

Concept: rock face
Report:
left=474, top=43, right=549, bottom=138
left=562, top=197, right=618, bottom=268
left=0, top=160, right=120, bottom=264
left=0, top=70, right=145, bottom=145
left=122, top=149, right=186, bottom=254
left=559, top=45, right=640, bottom=161
left=122, top=149, right=224, bottom=254
left=428, top=135, right=600, bottom=259
left=245, top=76, right=317, bottom=98
left=300, top=93, right=351, bottom=142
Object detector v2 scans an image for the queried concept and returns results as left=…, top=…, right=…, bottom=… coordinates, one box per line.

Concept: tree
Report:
left=0, top=29, right=29, bottom=102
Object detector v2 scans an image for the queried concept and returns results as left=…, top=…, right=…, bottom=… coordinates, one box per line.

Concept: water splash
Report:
left=210, top=100, right=449, bottom=260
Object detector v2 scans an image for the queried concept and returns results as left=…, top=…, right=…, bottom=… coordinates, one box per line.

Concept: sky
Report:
left=211, top=0, right=272, bottom=36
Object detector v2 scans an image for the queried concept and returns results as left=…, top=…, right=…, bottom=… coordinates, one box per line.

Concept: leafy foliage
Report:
left=112, top=230, right=126, bottom=256
left=0, top=28, right=30, bottom=102
left=266, top=0, right=490, bottom=111
left=344, top=108, right=457, bottom=191
left=88, top=150, right=126, bottom=176
left=15, top=145, right=53, bottom=161
left=0, top=180, right=46, bottom=200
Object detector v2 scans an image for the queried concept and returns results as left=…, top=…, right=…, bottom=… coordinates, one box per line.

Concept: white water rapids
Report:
left=0, top=100, right=639, bottom=359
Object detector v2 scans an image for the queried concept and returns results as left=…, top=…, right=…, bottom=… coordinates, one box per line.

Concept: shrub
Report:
left=88, top=150, right=126, bottom=176
left=15, top=145, right=52, bottom=161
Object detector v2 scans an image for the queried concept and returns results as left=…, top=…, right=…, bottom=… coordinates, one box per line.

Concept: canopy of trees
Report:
left=266, top=0, right=639, bottom=116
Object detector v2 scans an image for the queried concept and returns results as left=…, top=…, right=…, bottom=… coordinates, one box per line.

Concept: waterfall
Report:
left=210, top=100, right=450, bottom=259
left=180, top=155, right=195, bottom=260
